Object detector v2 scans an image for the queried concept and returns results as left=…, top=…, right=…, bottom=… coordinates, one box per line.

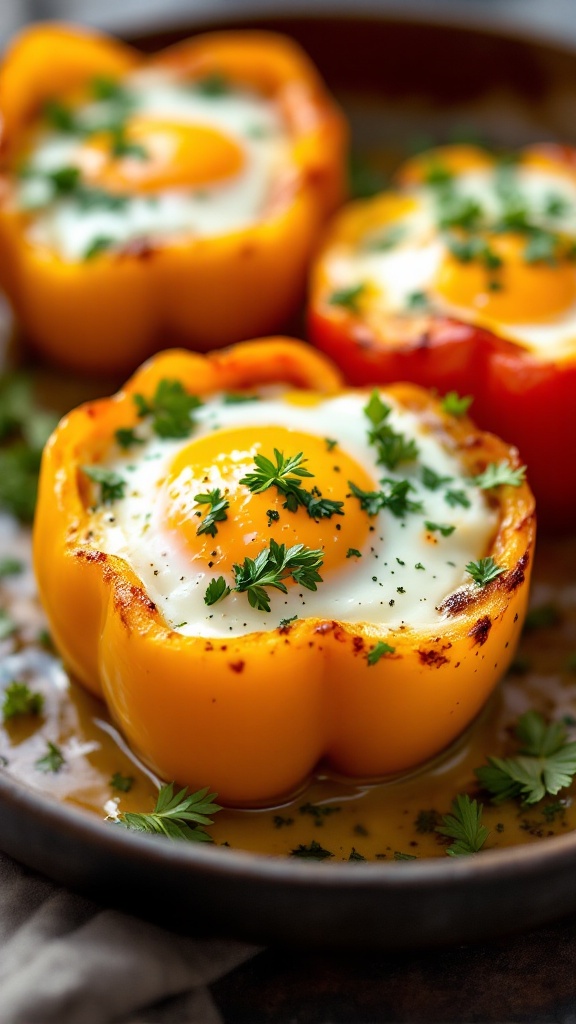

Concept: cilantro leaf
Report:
left=116, top=782, right=221, bottom=841
left=436, top=794, right=489, bottom=856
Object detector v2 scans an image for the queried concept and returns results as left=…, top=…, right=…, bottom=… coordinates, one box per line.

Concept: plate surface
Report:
left=1, top=9, right=576, bottom=949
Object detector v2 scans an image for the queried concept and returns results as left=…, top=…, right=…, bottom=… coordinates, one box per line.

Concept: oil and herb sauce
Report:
left=1, top=510, right=574, bottom=861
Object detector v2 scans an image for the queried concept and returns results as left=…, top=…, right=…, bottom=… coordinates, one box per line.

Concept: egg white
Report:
left=18, top=69, right=290, bottom=261
left=324, top=164, right=576, bottom=361
left=84, top=391, right=497, bottom=638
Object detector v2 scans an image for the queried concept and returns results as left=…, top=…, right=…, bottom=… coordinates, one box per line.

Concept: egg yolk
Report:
left=434, top=232, right=576, bottom=323
left=78, top=116, right=245, bottom=193
left=162, top=425, right=375, bottom=577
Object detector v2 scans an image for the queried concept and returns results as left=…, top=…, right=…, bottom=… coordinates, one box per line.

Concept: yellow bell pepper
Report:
left=33, top=339, right=535, bottom=805
left=0, top=24, right=347, bottom=373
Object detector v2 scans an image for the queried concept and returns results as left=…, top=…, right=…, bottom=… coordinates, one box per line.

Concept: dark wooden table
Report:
left=213, top=914, right=576, bottom=1022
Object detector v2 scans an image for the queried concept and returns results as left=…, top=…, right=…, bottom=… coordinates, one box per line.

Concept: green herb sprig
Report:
left=194, top=488, right=230, bottom=537
left=240, top=449, right=344, bottom=520
left=475, top=711, right=576, bottom=805
left=364, top=390, right=419, bottom=469
left=134, top=379, right=203, bottom=439
left=205, top=538, right=324, bottom=613
left=116, top=782, right=221, bottom=841
left=436, top=794, right=489, bottom=856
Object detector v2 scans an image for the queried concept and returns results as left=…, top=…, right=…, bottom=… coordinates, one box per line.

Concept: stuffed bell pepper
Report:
left=34, top=338, right=535, bottom=805
left=0, top=23, right=346, bottom=373
left=308, top=144, right=576, bottom=531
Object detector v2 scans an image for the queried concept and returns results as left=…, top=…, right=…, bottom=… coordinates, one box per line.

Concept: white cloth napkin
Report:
left=0, top=850, right=259, bottom=1024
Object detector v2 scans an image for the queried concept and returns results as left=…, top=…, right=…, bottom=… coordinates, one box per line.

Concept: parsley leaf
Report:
left=348, top=479, right=423, bottom=519
left=115, top=427, right=144, bottom=450
left=2, top=681, right=44, bottom=720
left=35, top=741, right=66, bottom=773
left=290, top=840, right=334, bottom=860
left=465, top=556, right=505, bottom=586
left=475, top=711, right=576, bottom=805
left=194, top=488, right=230, bottom=537
left=364, top=390, right=419, bottom=469
left=327, top=282, right=366, bottom=312
left=116, top=782, right=221, bottom=841
left=346, top=548, right=362, bottom=558
left=421, top=466, right=453, bottom=491
left=473, top=462, right=527, bottom=489
left=441, top=391, right=473, bottom=417
left=82, top=465, right=126, bottom=505
left=191, top=72, right=230, bottom=97
left=110, top=772, right=134, bottom=793
left=436, top=794, right=489, bottom=856
left=425, top=520, right=456, bottom=537
left=444, top=488, right=471, bottom=509
left=240, top=449, right=344, bottom=520
left=366, top=641, right=395, bottom=665
left=134, top=379, right=202, bottom=438
left=205, top=539, right=324, bottom=613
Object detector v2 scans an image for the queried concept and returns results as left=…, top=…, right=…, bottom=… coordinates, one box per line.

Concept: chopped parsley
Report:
left=110, top=772, right=134, bottom=793
left=327, top=282, right=366, bottom=312
left=441, top=391, right=473, bottom=417
left=115, top=427, right=144, bottom=449
left=84, top=236, right=114, bottom=260
left=290, top=840, right=334, bottom=860
left=364, top=390, right=419, bottom=469
left=35, top=741, right=66, bottom=773
left=2, top=681, right=44, bottom=720
left=473, top=462, right=527, bottom=489
left=204, top=539, right=324, bottom=613
left=191, top=72, right=230, bottom=97
left=366, top=641, right=395, bottom=665
left=133, top=379, right=202, bottom=439
left=346, top=548, right=362, bottom=558
left=348, top=479, right=423, bottom=519
left=421, top=466, right=453, bottom=491
left=194, top=488, right=229, bottom=538
left=444, top=488, right=471, bottom=508
left=240, top=449, right=344, bottom=520
left=424, top=520, right=456, bottom=537
left=82, top=465, right=126, bottom=505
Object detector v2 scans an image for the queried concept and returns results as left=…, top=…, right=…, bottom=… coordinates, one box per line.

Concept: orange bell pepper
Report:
left=33, top=338, right=535, bottom=805
left=308, top=144, right=576, bottom=532
left=0, top=24, right=346, bottom=373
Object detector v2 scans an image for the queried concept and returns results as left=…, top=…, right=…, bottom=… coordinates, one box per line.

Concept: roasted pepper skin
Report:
left=308, top=145, right=576, bottom=532
left=34, top=339, right=535, bottom=805
left=0, top=25, right=347, bottom=374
